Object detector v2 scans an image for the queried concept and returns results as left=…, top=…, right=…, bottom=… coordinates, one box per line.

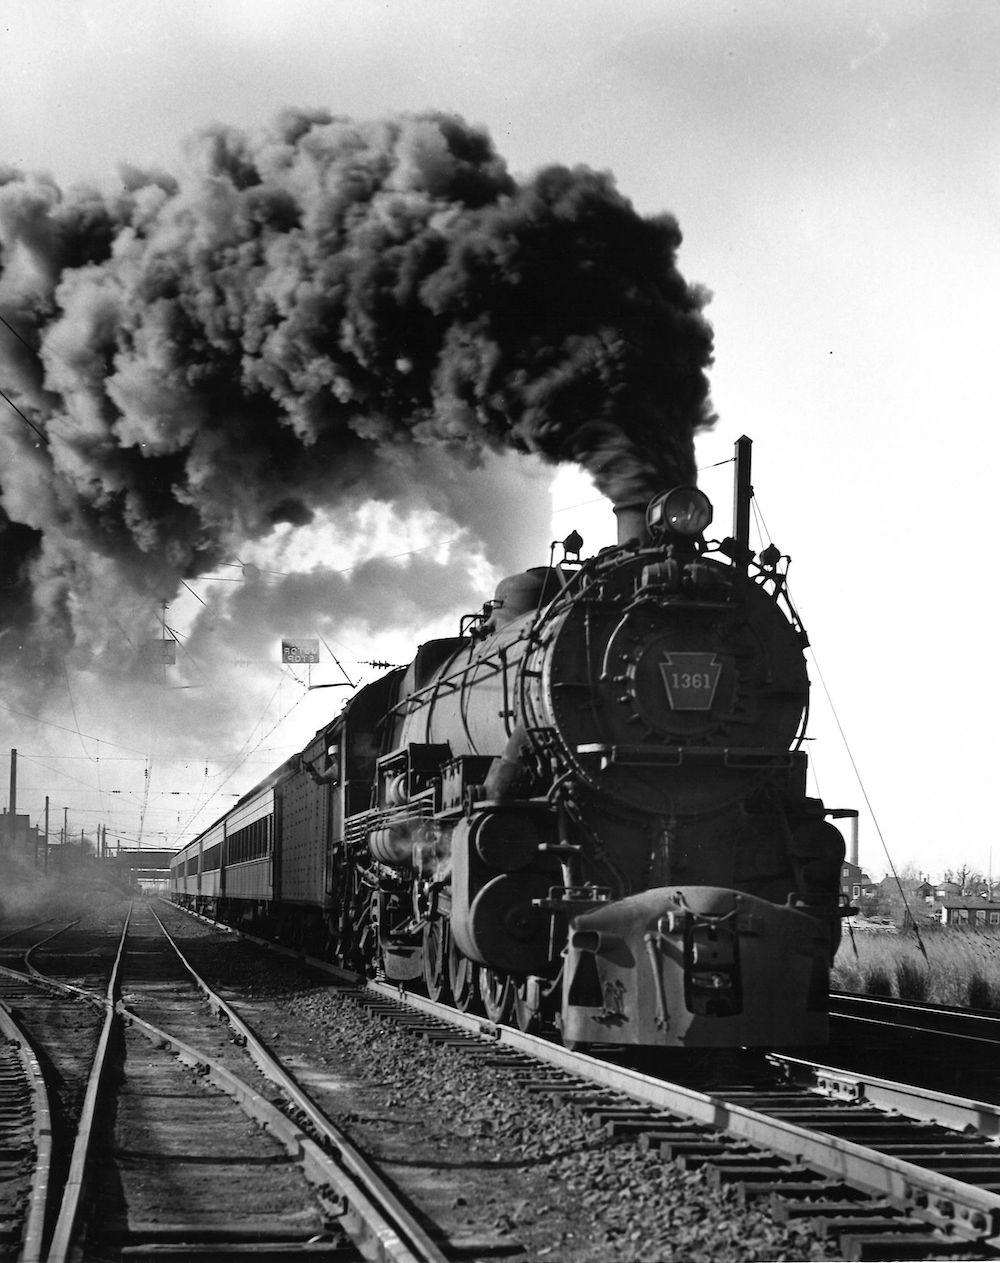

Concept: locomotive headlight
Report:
left=646, top=486, right=714, bottom=538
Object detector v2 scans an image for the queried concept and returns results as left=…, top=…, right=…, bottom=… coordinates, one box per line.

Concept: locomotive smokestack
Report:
left=613, top=499, right=650, bottom=547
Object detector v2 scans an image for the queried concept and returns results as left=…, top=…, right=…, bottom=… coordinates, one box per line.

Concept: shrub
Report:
left=834, top=925, right=1000, bottom=1007
left=895, top=957, right=928, bottom=1001
left=967, top=970, right=997, bottom=1010
left=863, top=964, right=894, bottom=997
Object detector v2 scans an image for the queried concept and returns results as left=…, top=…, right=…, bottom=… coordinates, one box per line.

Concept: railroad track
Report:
left=192, top=910, right=1000, bottom=1262
left=825, top=990, right=1000, bottom=1102
left=831, top=989, right=1000, bottom=1045
left=17, top=896, right=1000, bottom=1260
left=354, top=989, right=1000, bottom=1258
left=0, top=994, right=51, bottom=1261
left=0, top=902, right=451, bottom=1261
left=0, top=920, right=108, bottom=1262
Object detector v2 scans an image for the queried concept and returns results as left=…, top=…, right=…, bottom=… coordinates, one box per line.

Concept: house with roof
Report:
left=937, top=895, right=1000, bottom=929
left=840, top=859, right=877, bottom=906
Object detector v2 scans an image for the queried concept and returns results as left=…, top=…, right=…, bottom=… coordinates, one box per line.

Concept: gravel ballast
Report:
left=161, top=900, right=844, bottom=1262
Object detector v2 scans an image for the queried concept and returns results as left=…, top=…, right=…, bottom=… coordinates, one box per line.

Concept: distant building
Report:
left=105, top=848, right=174, bottom=892
left=938, top=896, right=1000, bottom=928
left=840, top=860, right=876, bottom=905
left=0, top=811, right=42, bottom=860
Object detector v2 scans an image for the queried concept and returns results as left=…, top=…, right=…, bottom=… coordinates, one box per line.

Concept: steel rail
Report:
left=145, top=905, right=449, bottom=1263
left=361, top=983, right=1000, bottom=1246
left=177, top=904, right=1000, bottom=1248
left=120, top=1005, right=433, bottom=1263
left=0, top=917, right=55, bottom=946
left=832, top=989, right=1000, bottom=1042
left=768, top=1052, right=1000, bottom=1137
left=19, top=903, right=447, bottom=1262
left=0, top=916, right=116, bottom=1263
left=45, top=904, right=131, bottom=1263
left=0, top=999, right=52, bottom=1263
left=21, top=920, right=82, bottom=961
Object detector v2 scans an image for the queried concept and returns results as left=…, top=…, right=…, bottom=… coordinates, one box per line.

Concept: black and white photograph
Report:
left=0, top=3, right=997, bottom=1259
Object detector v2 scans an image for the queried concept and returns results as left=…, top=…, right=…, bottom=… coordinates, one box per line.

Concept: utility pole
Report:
left=7, top=748, right=16, bottom=851
left=160, top=600, right=171, bottom=688
left=44, top=797, right=49, bottom=873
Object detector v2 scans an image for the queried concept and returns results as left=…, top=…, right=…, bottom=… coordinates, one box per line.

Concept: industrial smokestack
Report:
left=829, top=808, right=860, bottom=868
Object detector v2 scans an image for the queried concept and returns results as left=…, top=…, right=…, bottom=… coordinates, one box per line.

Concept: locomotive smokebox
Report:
left=613, top=499, right=651, bottom=547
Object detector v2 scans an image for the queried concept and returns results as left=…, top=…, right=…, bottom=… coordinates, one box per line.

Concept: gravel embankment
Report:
left=161, top=901, right=842, bottom=1263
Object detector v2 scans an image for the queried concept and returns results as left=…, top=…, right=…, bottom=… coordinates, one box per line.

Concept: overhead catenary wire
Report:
left=806, top=648, right=926, bottom=959
left=0, top=315, right=48, bottom=444
left=173, top=678, right=309, bottom=840
left=1, top=464, right=739, bottom=850
left=0, top=386, right=47, bottom=444
left=750, top=493, right=927, bottom=958
left=0, top=702, right=150, bottom=754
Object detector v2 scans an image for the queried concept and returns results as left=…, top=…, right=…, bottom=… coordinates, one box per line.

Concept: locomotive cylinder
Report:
left=368, top=827, right=418, bottom=867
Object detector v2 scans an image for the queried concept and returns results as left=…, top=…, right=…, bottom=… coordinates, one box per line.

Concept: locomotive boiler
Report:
left=171, top=440, right=848, bottom=1049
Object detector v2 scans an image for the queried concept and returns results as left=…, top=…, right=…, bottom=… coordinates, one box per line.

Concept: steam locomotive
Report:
left=171, top=443, right=848, bottom=1049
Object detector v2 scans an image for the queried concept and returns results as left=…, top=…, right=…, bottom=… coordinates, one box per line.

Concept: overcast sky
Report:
left=1, top=0, right=997, bottom=883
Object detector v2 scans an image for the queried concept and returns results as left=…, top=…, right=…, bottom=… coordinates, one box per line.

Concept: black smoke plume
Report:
left=0, top=110, right=714, bottom=673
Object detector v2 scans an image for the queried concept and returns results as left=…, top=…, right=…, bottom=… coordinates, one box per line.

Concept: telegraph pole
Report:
left=7, top=748, right=16, bottom=851
left=44, top=797, right=49, bottom=873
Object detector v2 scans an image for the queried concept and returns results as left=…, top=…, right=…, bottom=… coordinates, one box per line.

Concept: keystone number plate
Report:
left=660, top=652, right=722, bottom=711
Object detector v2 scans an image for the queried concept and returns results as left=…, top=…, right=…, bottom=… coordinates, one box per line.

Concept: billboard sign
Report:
left=281, top=638, right=320, bottom=664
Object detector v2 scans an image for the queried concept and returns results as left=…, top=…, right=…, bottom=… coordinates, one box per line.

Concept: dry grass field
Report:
left=833, top=926, right=1000, bottom=1009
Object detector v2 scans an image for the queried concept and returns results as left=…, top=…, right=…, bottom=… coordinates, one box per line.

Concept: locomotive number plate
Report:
left=659, top=653, right=722, bottom=711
